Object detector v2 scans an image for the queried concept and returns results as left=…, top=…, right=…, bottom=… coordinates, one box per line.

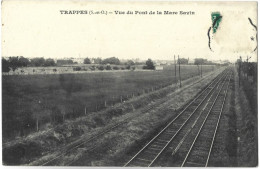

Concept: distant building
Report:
left=188, top=59, right=195, bottom=64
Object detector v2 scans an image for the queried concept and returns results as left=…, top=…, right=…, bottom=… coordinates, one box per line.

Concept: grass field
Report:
left=2, top=65, right=216, bottom=140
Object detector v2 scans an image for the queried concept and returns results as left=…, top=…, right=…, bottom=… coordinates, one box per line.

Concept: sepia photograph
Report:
left=1, top=0, right=258, bottom=167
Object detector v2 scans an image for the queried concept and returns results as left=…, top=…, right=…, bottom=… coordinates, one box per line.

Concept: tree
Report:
left=30, top=57, right=45, bottom=67
left=178, top=58, right=188, bottom=64
left=93, top=57, right=102, bottom=64
left=9, top=56, right=20, bottom=71
left=102, top=57, right=120, bottom=65
left=2, top=58, right=10, bottom=72
left=194, top=58, right=206, bottom=65
left=84, top=58, right=91, bottom=64
left=44, top=58, right=55, bottom=66
left=125, top=60, right=135, bottom=66
left=18, top=56, right=30, bottom=67
left=68, top=59, right=73, bottom=64
left=143, top=59, right=155, bottom=70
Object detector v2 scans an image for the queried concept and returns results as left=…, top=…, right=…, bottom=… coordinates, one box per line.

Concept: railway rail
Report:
left=37, top=68, right=225, bottom=166
left=124, top=68, right=232, bottom=167
left=180, top=72, right=231, bottom=167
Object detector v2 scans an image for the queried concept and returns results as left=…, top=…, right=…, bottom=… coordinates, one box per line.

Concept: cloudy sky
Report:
left=2, top=1, right=257, bottom=62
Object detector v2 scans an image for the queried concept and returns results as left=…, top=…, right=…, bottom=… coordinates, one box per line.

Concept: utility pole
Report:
left=174, top=55, right=177, bottom=82
left=239, top=56, right=241, bottom=87
left=246, top=55, right=252, bottom=80
left=246, top=56, right=248, bottom=80
left=178, top=55, right=181, bottom=88
left=200, top=63, right=202, bottom=77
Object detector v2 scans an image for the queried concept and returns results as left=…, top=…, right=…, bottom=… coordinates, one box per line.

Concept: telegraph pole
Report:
left=246, top=55, right=252, bottom=80
left=174, top=55, right=177, bottom=82
left=246, top=56, right=248, bottom=80
left=239, top=56, right=241, bottom=87
left=200, top=63, right=202, bottom=77
left=178, top=55, right=181, bottom=88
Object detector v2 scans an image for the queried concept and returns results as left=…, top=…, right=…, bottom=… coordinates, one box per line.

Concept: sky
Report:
left=1, top=1, right=258, bottom=62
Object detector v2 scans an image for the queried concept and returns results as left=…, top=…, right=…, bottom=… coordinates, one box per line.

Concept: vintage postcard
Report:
left=1, top=0, right=258, bottom=167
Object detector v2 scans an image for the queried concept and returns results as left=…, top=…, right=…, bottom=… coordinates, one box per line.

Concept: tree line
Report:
left=2, top=56, right=156, bottom=72
left=2, top=56, right=222, bottom=73
left=2, top=56, right=56, bottom=72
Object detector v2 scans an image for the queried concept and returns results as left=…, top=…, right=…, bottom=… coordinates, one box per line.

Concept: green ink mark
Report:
left=211, top=12, right=222, bottom=33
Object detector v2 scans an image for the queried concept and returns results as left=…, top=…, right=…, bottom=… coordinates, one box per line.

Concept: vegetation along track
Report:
left=124, top=68, right=232, bottom=167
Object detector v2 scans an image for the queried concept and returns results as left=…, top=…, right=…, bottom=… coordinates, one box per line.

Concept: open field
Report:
left=2, top=65, right=216, bottom=140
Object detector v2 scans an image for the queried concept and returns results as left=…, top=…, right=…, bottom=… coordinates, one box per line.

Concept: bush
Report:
left=105, top=65, right=112, bottom=70
left=84, top=58, right=91, bottom=64
left=143, top=59, right=155, bottom=70
left=97, top=65, right=104, bottom=71
left=89, top=66, right=96, bottom=71
left=73, top=67, right=81, bottom=71
left=113, top=66, right=119, bottom=70
left=126, top=65, right=131, bottom=70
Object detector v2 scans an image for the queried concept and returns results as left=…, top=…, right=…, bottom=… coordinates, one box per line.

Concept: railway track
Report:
left=38, top=68, right=225, bottom=166
left=124, top=68, right=232, bottom=167
left=180, top=72, right=231, bottom=167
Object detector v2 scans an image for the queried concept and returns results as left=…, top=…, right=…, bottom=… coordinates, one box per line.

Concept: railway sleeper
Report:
left=144, top=149, right=160, bottom=156
left=156, top=138, right=169, bottom=142
left=149, top=146, right=163, bottom=151
left=185, top=161, right=205, bottom=167
left=139, top=152, right=159, bottom=160
left=136, top=157, right=152, bottom=163
left=192, top=147, right=211, bottom=153
left=188, top=155, right=208, bottom=163
left=150, top=143, right=165, bottom=148
left=153, top=141, right=168, bottom=146
left=164, top=129, right=177, bottom=134
left=129, top=160, right=149, bottom=166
